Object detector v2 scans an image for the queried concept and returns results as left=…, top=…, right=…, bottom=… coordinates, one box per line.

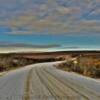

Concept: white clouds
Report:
left=0, top=0, right=99, bottom=34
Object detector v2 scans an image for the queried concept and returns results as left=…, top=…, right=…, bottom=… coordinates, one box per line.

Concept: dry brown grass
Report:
left=57, top=56, right=100, bottom=78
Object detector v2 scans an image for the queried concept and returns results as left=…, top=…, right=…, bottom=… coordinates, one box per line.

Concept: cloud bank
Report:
left=0, top=0, right=100, bottom=34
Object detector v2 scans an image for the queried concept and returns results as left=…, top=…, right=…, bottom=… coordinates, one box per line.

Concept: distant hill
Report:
left=0, top=42, right=60, bottom=48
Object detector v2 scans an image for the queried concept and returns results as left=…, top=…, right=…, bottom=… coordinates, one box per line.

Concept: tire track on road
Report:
left=23, top=68, right=33, bottom=100
left=23, top=67, right=55, bottom=100
left=44, top=67, right=100, bottom=100
left=36, top=67, right=85, bottom=100
left=35, top=67, right=57, bottom=100
left=31, top=68, right=55, bottom=100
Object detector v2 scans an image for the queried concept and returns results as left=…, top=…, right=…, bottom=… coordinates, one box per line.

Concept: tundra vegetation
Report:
left=58, top=55, right=100, bottom=78
left=0, top=52, right=100, bottom=78
left=0, top=53, right=64, bottom=72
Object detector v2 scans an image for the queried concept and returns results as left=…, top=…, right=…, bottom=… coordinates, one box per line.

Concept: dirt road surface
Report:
left=0, top=62, right=100, bottom=100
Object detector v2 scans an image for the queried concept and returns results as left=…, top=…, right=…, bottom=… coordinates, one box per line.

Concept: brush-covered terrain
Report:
left=0, top=52, right=64, bottom=72
left=0, top=51, right=100, bottom=79
left=58, top=53, right=100, bottom=78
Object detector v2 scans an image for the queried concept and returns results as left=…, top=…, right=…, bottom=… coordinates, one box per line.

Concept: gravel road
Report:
left=0, top=62, right=100, bottom=100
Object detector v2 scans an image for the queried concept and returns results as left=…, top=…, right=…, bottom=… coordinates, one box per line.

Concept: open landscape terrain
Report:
left=0, top=51, right=100, bottom=78
left=0, top=51, right=100, bottom=100
left=57, top=51, right=100, bottom=78
left=0, top=0, right=100, bottom=99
